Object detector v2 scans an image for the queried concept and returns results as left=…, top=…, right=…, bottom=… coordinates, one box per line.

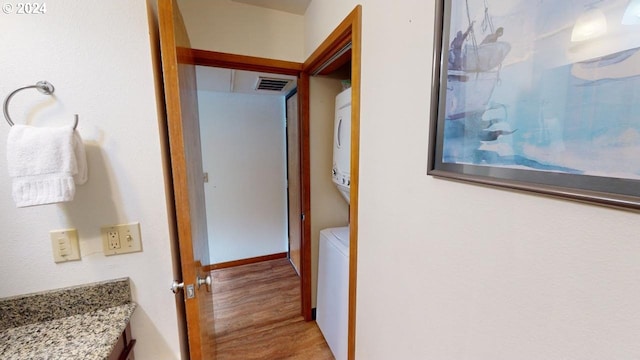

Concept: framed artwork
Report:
left=428, top=0, right=640, bottom=210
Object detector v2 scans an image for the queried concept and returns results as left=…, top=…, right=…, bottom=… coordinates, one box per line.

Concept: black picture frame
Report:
left=428, top=0, right=640, bottom=210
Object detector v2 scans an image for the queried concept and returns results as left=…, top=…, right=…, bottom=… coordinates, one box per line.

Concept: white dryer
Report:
left=332, top=88, right=351, bottom=204
left=316, top=226, right=349, bottom=360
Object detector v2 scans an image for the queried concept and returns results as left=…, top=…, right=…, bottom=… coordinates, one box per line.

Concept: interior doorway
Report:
left=193, top=9, right=364, bottom=358
left=302, top=6, right=362, bottom=359
left=196, top=66, right=296, bottom=267
left=191, top=50, right=312, bottom=318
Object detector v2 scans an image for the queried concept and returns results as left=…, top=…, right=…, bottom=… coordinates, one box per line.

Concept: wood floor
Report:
left=209, top=258, right=335, bottom=360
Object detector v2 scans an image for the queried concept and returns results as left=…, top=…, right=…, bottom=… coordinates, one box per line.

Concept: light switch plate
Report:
left=101, top=222, right=143, bottom=256
left=50, top=229, right=81, bottom=263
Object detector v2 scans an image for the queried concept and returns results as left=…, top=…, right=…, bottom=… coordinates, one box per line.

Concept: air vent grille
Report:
left=255, top=77, right=291, bottom=92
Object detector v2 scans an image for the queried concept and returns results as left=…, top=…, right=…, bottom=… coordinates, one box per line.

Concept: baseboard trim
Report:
left=204, top=252, right=288, bottom=272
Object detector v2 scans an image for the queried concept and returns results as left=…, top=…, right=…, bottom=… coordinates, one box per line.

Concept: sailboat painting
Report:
left=430, top=0, right=640, bottom=208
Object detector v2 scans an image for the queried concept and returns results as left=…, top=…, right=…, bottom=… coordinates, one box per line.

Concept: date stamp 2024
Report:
left=2, top=3, right=47, bottom=14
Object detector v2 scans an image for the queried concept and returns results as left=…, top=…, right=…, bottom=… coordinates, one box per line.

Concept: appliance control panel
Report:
left=332, top=168, right=350, bottom=188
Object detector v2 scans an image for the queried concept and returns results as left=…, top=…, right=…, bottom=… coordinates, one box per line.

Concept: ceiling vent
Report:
left=255, top=76, right=291, bottom=92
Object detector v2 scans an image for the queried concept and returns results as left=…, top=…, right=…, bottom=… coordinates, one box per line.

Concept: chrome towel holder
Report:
left=3, top=81, right=79, bottom=129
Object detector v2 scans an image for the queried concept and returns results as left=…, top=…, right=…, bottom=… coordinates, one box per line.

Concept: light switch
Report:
left=50, top=229, right=81, bottom=263
left=58, top=238, right=70, bottom=256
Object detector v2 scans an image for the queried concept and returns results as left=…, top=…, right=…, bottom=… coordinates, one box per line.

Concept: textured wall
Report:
left=198, top=91, right=288, bottom=264
left=178, top=0, right=304, bottom=62
left=305, top=0, right=640, bottom=359
left=0, top=1, right=181, bottom=358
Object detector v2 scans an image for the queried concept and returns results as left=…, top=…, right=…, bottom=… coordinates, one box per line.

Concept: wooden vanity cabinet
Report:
left=108, top=323, right=136, bottom=360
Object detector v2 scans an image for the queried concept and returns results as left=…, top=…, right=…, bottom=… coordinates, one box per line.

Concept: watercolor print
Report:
left=442, top=0, right=640, bottom=180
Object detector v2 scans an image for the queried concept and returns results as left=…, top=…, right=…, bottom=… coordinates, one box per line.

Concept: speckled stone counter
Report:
left=0, top=278, right=136, bottom=360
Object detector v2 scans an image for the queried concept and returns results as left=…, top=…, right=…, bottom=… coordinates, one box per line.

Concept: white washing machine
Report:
left=316, top=226, right=349, bottom=360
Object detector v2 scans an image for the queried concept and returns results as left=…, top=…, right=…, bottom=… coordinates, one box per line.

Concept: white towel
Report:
left=6, top=124, right=88, bottom=207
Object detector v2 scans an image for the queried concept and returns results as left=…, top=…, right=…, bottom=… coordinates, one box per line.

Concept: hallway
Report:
left=210, top=258, right=334, bottom=359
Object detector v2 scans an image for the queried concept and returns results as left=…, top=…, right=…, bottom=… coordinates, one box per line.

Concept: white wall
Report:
left=306, top=1, right=640, bottom=359
left=0, top=1, right=181, bottom=359
left=177, top=0, right=304, bottom=62
left=198, top=91, right=288, bottom=264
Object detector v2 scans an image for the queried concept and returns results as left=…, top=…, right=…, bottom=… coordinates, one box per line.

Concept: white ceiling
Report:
left=230, top=0, right=311, bottom=15
left=196, top=66, right=297, bottom=96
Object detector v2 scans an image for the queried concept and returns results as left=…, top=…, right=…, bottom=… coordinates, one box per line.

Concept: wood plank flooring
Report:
left=209, top=258, right=334, bottom=360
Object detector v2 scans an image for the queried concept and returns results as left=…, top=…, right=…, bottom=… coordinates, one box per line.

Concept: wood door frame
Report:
left=190, top=49, right=302, bottom=75
left=186, top=50, right=314, bottom=320
left=302, top=6, right=362, bottom=360
left=285, top=87, right=302, bottom=276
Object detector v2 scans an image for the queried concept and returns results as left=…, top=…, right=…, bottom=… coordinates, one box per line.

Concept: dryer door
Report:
left=333, top=88, right=352, bottom=190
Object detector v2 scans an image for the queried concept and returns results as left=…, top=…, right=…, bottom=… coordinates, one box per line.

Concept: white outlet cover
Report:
left=101, top=222, right=143, bottom=256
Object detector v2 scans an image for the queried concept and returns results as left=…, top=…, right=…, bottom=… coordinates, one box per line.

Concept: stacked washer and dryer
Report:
left=316, top=87, right=351, bottom=360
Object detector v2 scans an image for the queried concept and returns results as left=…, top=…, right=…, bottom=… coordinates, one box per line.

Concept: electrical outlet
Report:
left=101, top=222, right=143, bottom=256
left=107, top=231, right=120, bottom=249
left=50, top=229, right=81, bottom=263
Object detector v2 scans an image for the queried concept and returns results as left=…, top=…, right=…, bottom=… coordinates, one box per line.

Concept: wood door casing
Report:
left=158, top=0, right=214, bottom=359
left=303, top=6, right=362, bottom=360
left=286, top=93, right=302, bottom=275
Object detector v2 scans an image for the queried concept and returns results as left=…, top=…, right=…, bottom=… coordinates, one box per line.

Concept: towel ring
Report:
left=3, top=81, right=78, bottom=130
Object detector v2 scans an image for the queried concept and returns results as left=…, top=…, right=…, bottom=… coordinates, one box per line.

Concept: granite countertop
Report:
left=0, top=278, right=136, bottom=360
